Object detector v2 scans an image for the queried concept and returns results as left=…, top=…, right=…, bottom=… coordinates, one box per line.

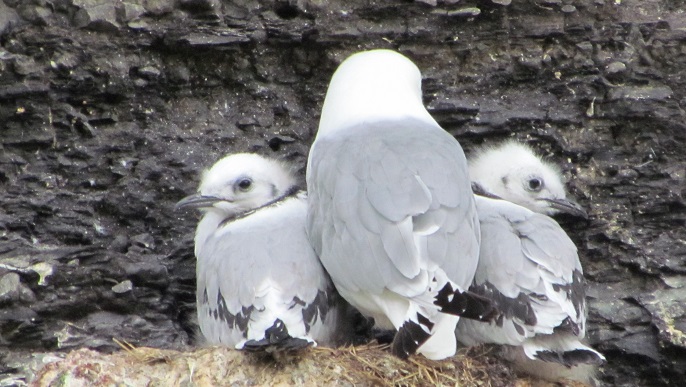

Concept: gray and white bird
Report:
left=457, top=141, right=604, bottom=383
left=306, top=49, right=495, bottom=361
left=176, top=153, right=347, bottom=351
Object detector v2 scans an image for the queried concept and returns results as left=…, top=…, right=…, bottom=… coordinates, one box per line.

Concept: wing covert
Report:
left=307, top=119, right=479, bottom=297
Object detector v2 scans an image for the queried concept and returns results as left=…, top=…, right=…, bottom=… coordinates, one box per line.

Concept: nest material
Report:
left=30, top=341, right=590, bottom=387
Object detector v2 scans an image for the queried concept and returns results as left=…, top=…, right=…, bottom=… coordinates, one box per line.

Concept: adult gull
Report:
left=306, top=49, right=496, bottom=360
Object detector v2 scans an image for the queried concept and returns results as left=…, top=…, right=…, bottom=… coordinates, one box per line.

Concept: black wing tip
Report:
left=391, top=316, right=433, bottom=359
left=534, top=349, right=606, bottom=367
left=242, top=319, right=313, bottom=353
left=434, top=283, right=499, bottom=322
left=469, top=282, right=537, bottom=325
left=242, top=337, right=313, bottom=352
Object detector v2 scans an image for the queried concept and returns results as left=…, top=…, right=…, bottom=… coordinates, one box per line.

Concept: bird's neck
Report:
left=217, top=185, right=302, bottom=227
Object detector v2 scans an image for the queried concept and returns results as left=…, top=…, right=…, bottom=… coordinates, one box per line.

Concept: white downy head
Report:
left=176, top=153, right=296, bottom=217
left=469, top=141, right=586, bottom=218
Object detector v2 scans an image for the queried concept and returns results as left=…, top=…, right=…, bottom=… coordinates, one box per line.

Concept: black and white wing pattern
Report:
left=308, top=120, right=494, bottom=360
left=196, top=193, right=345, bottom=351
left=307, top=49, right=497, bottom=361
left=457, top=195, right=604, bottom=367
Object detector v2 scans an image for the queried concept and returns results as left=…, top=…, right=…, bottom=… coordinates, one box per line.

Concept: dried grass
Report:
left=31, top=341, right=586, bottom=387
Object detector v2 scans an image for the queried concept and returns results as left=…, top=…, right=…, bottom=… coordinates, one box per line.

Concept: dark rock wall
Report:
left=1, top=0, right=685, bottom=385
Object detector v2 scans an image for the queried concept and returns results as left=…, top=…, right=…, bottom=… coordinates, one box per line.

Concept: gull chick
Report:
left=307, top=49, right=496, bottom=361
left=177, top=153, right=346, bottom=351
left=457, top=141, right=604, bottom=383
left=468, top=141, right=587, bottom=218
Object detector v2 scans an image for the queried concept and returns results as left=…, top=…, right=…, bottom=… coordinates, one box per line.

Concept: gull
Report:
left=176, top=153, right=347, bottom=351
left=306, top=49, right=496, bottom=360
left=456, top=141, right=604, bottom=382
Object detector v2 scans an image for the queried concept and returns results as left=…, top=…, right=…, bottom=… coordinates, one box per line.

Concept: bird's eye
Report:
left=237, top=178, right=252, bottom=191
left=527, top=178, right=543, bottom=191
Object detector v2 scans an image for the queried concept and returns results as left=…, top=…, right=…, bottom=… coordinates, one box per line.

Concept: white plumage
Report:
left=468, top=141, right=587, bottom=218
left=457, top=141, right=604, bottom=383
left=177, top=153, right=346, bottom=351
left=306, top=49, right=494, bottom=360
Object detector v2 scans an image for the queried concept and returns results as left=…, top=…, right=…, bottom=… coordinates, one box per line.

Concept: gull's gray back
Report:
left=307, top=118, right=480, bottom=300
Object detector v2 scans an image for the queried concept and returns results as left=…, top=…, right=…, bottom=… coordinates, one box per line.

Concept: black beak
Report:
left=540, top=197, right=588, bottom=219
left=175, top=194, right=225, bottom=211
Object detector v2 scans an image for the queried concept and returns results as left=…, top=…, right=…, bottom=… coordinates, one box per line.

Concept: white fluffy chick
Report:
left=176, top=153, right=348, bottom=352
left=458, top=141, right=604, bottom=384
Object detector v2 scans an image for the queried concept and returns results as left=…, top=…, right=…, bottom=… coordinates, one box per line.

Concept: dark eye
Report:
left=237, top=178, right=252, bottom=191
left=527, top=178, right=543, bottom=191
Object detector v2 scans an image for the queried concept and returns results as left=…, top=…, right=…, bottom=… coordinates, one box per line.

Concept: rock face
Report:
left=0, top=0, right=685, bottom=385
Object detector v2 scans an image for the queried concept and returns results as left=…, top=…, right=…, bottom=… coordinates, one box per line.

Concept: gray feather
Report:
left=308, top=118, right=479, bottom=296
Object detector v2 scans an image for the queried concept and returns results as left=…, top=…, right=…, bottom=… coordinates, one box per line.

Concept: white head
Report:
left=176, top=153, right=297, bottom=217
left=316, top=49, right=439, bottom=139
left=469, top=141, right=587, bottom=218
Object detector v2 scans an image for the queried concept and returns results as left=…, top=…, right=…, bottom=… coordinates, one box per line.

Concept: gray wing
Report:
left=196, top=196, right=339, bottom=347
left=307, top=118, right=479, bottom=298
left=473, top=195, right=585, bottom=336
